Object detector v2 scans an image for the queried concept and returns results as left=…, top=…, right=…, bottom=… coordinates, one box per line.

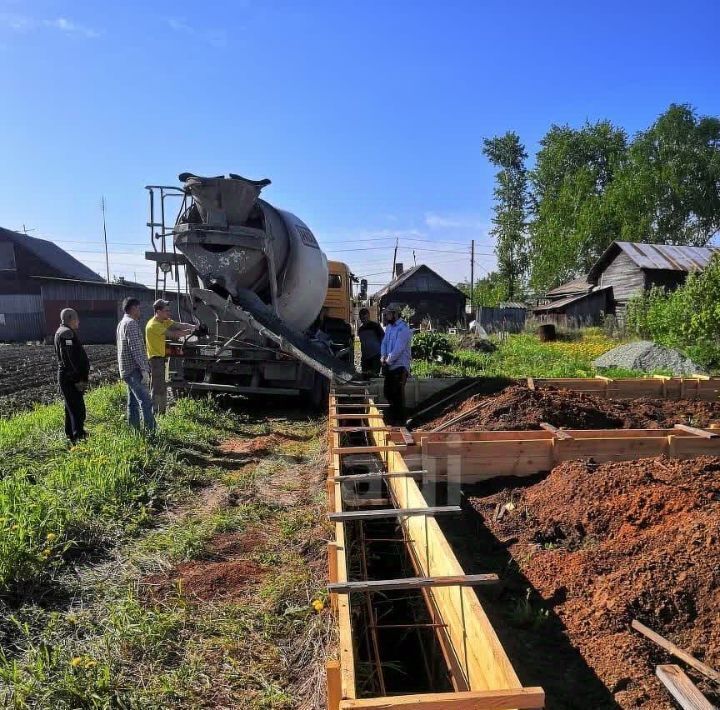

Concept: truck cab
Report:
left=318, top=260, right=354, bottom=363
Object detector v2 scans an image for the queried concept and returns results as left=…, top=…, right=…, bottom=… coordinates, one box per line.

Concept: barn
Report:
left=587, top=241, right=720, bottom=316
left=372, top=264, right=467, bottom=327
left=0, top=227, right=153, bottom=343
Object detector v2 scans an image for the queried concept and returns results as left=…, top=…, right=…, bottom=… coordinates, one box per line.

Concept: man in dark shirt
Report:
left=54, top=308, right=90, bottom=444
left=357, top=308, right=384, bottom=377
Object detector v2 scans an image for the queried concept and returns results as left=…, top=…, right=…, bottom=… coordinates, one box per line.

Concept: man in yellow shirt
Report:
left=145, top=299, right=196, bottom=414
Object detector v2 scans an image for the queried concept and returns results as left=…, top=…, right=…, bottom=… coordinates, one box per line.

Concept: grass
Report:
left=0, top=387, right=329, bottom=708
left=412, top=329, right=660, bottom=379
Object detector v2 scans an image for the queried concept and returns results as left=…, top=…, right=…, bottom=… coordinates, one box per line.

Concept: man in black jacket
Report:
left=357, top=308, right=384, bottom=377
left=54, top=308, right=90, bottom=443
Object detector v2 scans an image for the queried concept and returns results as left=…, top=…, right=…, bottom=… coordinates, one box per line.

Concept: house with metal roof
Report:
left=533, top=241, right=720, bottom=326
left=0, top=227, right=153, bottom=343
left=372, top=264, right=467, bottom=327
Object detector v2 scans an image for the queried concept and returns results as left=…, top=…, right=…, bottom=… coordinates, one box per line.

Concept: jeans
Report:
left=59, top=377, right=87, bottom=442
left=383, top=366, right=408, bottom=426
left=150, top=357, right=168, bottom=414
left=123, top=369, right=156, bottom=432
left=361, top=354, right=382, bottom=378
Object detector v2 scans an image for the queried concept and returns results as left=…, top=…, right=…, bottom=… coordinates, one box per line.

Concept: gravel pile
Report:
left=593, top=340, right=705, bottom=375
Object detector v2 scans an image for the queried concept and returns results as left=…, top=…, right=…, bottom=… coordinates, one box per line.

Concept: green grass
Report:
left=412, top=330, right=666, bottom=379
left=0, top=389, right=329, bottom=709
left=0, top=384, right=235, bottom=596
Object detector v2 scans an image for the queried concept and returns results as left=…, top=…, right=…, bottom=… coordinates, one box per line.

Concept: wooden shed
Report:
left=372, top=264, right=467, bottom=327
left=533, top=287, right=612, bottom=327
left=587, top=241, right=720, bottom=315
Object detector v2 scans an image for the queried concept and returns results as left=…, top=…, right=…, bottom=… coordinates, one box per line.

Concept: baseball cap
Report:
left=153, top=299, right=170, bottom=310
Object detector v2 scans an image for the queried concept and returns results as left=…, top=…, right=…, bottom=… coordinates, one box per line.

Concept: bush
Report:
left=411, top=331, right=454, bottom=363
left=625, top=254, right=720, bottom=367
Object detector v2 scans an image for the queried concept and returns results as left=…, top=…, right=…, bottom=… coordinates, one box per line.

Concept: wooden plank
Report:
left=327, top=660, right=342, bottom=710
left=338, top=687, right=545, bottom=709
left=673, top=423, right=718, bottom=439
left=554, top=436, right=668, bottom=463
left=669, top=435, right=720, bottom=458
left=329, top=573, right=500, bottom=595
left=330, top=414, right=379, bottom=420
left=632, top=620, right=720, bottom=685
left=330, top=421, right=356, bottom=699
left=329, top=506, right=461, bottom=522
left=331, top=471, right=426, bottom=481
left=333, top=426, right=393, bottom=432
left=539, top=422, right=573, bottom=440
left=331, top=403, right=389, bottom=409
left=398, top=427, right=416, bottom=445
left=655, top=665, right=714, bottom=710
left=526, top=377, right=535, bottom=390
left=332, top=445, right=406, bottom=455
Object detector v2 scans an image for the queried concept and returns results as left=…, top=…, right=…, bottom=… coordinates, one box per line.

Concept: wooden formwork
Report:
left=412, top=426, right=720, bottom=482
left=327, top=391, right=544, bottom=710
left=530, top=374, right=720, bottom=400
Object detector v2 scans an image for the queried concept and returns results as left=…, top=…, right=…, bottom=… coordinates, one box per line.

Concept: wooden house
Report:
left=587, top=241, right=720, bottom=315
left=372, top=264, right=467, bottom=327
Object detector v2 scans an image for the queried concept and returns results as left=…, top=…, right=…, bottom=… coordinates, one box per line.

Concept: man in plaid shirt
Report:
left=116, top=297, right=156, bottom=432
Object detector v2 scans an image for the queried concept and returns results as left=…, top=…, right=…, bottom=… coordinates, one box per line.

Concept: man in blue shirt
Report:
left=380, top=303, right=412, bottom=425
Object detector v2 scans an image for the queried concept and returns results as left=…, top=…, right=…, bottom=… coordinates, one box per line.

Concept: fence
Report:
left=476, top=306, right=526, bottom=333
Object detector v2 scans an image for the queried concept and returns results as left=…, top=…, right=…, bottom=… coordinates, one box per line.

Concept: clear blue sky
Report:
left=0, top=0, right=718, bottom=288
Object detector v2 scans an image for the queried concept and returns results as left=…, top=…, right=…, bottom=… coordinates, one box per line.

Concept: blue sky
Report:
left=0, top=0, right=718, bottom=289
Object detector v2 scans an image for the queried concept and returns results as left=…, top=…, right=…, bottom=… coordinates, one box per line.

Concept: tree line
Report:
left=459, top=104, right=720, bottom=307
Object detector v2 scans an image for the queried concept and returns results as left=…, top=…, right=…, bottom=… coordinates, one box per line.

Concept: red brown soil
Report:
left=144, top=526, right=270, bottom=603
left=468, top=456, right=720, bottom=708
left=219, top=433, right=289, bottom=456
left=422, top=384, right=720, bottom=432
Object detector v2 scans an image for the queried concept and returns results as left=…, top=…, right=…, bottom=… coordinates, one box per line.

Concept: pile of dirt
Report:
left=144, top=527, right=269, bottom=603
left=468, top=456, right=720, bottom=708
left=421, top=384, right=720, bottom=431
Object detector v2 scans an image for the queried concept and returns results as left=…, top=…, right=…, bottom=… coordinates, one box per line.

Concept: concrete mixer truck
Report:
left=144, top=173, right=357, bottom=405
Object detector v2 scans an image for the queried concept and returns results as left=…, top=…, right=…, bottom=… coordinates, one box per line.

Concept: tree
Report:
left=528, top=121, right=627, bottom=292
left=482, top=132, right=529, bottom=299
left=457, top=271, right=508, bottom=310
left=607, top=104, right=720, bottom=246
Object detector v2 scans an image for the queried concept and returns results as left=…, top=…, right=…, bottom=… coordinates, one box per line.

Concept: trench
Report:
left=335, top=414, right=454, bottom=697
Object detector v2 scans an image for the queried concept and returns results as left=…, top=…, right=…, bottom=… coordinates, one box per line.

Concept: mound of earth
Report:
left=468, top=456, right=720, bottom=709
left=593, top=340, right=705, bottom=375
left=421, top=384, right=720, bottom=432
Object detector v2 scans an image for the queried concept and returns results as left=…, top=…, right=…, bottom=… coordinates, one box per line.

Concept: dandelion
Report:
left=46, top=533, right=57, bottom=543
left=70, top=657, right=83, bottom=668
left=312, top=599, right=325, bottom=612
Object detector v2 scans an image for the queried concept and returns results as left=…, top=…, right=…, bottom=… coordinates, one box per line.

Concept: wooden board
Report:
left=655, top=665, right=714, bottom=710
left=338, top=687, right=545, bottom=709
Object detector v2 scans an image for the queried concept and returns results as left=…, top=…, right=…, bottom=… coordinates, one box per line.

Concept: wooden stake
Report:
left=655, top=665, right=714, bottom=710
left=632, top=620, right=720, bottom=685
left=326, top=660, right=342, bottom=710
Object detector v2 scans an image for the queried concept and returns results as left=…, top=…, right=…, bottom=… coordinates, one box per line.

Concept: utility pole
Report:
left=101, top=196, right=111, bottom=283
left=391, top=237, right=398, bottom=279
left=470, top=239, right=475, bottom=316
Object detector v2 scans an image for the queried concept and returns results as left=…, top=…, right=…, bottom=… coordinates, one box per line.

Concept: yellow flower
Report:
left=46, top=533, right=57, bottom=543
left=41, top=548, right=52, bottom=558
left=83, top=659, right=97, bottom=669
left=312, top=599, right=325, bottom=612
left=10, top=525, right=19, bottom=531
left=70, top=657, right=83, bottom=667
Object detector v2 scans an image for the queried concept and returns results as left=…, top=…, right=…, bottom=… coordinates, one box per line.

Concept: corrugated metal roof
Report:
left=533, top=287, right=611, bottom=313
left=546, top=277, right=592, bottom=298
left=588, top=241, right=720, bottom=282
left=0, top=228, right=104, bottom=282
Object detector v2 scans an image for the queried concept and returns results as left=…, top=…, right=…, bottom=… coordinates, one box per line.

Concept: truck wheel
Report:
left=308, top=373, right=330, bottom=411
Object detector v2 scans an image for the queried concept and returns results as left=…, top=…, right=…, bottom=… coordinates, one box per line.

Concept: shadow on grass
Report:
left=435, top=477, right=620, bottom=710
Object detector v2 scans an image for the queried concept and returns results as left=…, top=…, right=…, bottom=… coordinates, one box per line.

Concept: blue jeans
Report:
left=123, top=369, right=156, bottom=432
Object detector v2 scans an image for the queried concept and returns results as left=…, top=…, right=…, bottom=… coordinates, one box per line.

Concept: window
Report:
left=328, top=274, right=342, bottom=289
